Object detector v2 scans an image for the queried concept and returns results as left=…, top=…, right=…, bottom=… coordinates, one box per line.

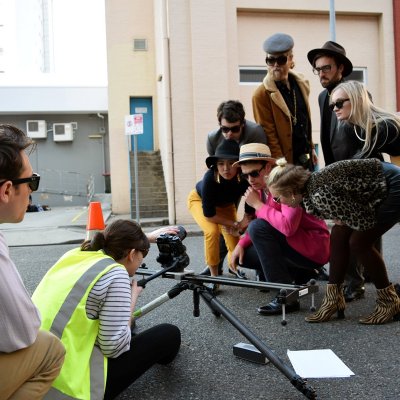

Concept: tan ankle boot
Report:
left=359, top=284, right=400, bottom=324
left=305, top=284, right=345, bottom=323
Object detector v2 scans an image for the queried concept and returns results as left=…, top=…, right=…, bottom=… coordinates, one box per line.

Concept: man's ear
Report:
left=0, top=181, right=12, bottom=203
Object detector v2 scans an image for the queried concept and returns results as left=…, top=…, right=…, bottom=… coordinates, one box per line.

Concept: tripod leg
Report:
left=199, top=290, right=316, bottom=399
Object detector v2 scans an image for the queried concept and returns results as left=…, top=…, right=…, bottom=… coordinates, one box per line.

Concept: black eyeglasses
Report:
left=220, top=124, right=241, bottom=134
left=241, top=166, right=264, bottom=180
left=139, top=248, right=149, bottom=258
left=265, top=55, right=288, bottom=66
left=312, top=64, right=333, bottom=75
left=329, top=99, right=350, bottom=111
left=0, top=173, right=40, bottom=192
left=272, top=196, right=281, bottom=204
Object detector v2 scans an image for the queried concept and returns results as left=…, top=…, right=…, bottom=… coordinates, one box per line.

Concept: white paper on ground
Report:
left=287, top=349, right=355, bottom=378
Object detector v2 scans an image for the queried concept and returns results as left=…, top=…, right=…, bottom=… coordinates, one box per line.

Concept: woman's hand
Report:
left=146, top=226, right=180, bottom=243
left=229, top=244, right=244, bottom=271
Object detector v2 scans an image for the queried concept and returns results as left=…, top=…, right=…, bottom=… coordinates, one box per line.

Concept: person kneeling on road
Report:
left=32, top=220, right=181, bottom=400
left=229, top=143, right=330, bottom=316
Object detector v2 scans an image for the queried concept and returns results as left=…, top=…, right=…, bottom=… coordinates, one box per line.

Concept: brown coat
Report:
left=252, top=70, right=313, bottom=163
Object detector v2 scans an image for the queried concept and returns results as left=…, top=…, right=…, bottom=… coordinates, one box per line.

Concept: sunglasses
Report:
left=312, top=64, right=332, bottom=75
left=265, top=55, right=288, bottom=66
left=220, top=124, right=241, bottom=134
left=329, top=99, right=350, bottom=111
left=241, top=166, right=264, bottom=180
left=272, top=196, right=281, bottom=204
left=0, top=173, right=40, bottom=192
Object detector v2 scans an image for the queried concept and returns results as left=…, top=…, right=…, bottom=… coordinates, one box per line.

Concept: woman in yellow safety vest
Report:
left=33, top=219, right=181, bottom=399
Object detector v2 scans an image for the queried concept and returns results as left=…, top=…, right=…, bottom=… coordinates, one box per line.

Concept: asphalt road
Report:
left=12, top=225, right=400, bottom=400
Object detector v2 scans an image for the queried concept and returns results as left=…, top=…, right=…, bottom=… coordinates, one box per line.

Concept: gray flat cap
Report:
left=263, top=33, right=294, bottom=54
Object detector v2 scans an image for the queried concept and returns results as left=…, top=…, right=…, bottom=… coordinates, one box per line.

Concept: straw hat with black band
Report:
left=307, top=41, right=353, bottom=77
left=233, top=143, right=276, bottom=166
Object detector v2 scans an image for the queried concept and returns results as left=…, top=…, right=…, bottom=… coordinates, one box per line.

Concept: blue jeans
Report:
left=241, top=219, right=321, bottom=284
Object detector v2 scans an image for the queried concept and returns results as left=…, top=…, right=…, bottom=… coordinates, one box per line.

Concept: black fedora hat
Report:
left=307, top=41, right=353, bottom=77
left=206, top=139, right=240, bottom=169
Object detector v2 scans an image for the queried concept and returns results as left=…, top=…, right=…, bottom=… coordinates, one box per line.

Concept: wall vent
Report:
left=133, top=38, right=147, bottom=51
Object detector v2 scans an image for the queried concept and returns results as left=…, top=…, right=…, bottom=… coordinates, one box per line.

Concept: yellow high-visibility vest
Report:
left=32, top=248, right=124, bottom=400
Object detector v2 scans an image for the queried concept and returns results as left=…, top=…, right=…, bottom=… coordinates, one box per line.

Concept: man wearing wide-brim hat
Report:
left=307, top=41, right=360, bottom=165
left=230, top=143, right=328, bottom=316
left=252, top=33, right=317, bottom=171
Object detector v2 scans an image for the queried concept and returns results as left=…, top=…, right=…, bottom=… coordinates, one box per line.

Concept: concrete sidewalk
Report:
left=2, top=202, right=202, bottom=247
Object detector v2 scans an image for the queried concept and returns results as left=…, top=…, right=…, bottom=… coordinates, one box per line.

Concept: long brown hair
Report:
left=81, top=219, right=149, bottom=261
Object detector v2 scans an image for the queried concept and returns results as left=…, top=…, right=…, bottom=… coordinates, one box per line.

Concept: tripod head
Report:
left=156, top=225, right=190, bottom=272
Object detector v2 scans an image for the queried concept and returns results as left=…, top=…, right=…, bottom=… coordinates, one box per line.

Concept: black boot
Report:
left=257, top=296, right=300, bottom=316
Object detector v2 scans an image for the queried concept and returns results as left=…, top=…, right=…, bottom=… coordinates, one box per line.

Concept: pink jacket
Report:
left=238, top=191, right=330, bottom=265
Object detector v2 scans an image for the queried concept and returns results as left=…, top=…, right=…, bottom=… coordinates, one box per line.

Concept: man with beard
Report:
left=252, top=33, right=317, bottom=171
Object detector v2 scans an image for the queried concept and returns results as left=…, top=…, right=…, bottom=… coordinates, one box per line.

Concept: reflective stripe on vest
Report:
left=48, top=257, right=115, bottom=400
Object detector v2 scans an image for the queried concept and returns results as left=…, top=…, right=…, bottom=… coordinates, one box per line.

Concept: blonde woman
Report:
left=266, top=157, right=400, bottom=325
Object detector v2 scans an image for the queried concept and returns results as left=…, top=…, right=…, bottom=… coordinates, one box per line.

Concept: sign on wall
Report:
left=125, top=114, right=144, bottom=135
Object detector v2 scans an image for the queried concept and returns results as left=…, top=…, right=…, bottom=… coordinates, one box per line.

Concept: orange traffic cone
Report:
left=86, top=201, right=105, bottom=240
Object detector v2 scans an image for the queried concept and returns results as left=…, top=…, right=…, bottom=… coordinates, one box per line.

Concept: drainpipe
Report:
left=393, top=0, right=400, bottom=111
left=161, top=0, right=176, bottom=224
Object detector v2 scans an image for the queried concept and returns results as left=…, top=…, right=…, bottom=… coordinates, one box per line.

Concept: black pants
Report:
left=104, top=323, right=181, bottom=399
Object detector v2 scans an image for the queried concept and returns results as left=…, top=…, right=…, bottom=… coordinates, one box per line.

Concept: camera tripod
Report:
left=134, top=257, right=319, bottom=399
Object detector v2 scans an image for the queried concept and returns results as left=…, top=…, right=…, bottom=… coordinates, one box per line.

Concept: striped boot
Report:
left=305, top=284, right=345, bottom=323
left=359, top=284, right=400, bottom=325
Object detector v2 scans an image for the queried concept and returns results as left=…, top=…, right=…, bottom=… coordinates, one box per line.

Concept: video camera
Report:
left=156, top=226, right=190, bottom=272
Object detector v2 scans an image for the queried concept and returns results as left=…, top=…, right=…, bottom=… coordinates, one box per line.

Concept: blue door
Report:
left=129, top=97, right=154, bottom=151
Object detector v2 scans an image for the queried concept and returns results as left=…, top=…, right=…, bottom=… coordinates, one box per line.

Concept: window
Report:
left=239, top=67, right=266, bottom=85
left=347, top=67, right=367, bottom=85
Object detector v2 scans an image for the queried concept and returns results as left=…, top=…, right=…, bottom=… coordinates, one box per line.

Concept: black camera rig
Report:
left=135, top=226, right=318, bottom=399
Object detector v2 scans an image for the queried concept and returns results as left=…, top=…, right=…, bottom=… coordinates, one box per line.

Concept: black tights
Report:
left=329, top=223, right=395, bottom=289
left=104, top=323, right=181, bottom=399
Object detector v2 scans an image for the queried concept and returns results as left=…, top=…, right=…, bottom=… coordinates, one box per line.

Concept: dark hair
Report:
left=239, top=160, right=267, bottom=168
left=81, top=219, right=150, bottom=261
left=217, top=100, right=246, bottom=124
left=0, top=124, right=34, bottom=181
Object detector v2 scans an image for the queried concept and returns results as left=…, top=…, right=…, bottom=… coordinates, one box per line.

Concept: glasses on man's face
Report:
left=265, top=55, right=288, bottom=66
left=329, top=99, right=350, bottom=111
left=0, top=173, right=40, bottom=192
left=312, top=64, right=333, bottom=75
left=241, top=166, right=264, bottom=180
left=272, top=196, right=281, bottom=204
left=220, top=124, right=241, bottom=134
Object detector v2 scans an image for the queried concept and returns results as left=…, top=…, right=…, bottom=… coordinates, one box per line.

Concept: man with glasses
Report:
left=206, top=100, right=267, bottom=155
left=252, top=33, right=317, bottom=171
left=307, top=41, right=370, bottom=302
left=201, top=100, right=267, bottom=276
left=0, top=124, right=65, bottom=399
left=229, top=143, right=329, bottom=315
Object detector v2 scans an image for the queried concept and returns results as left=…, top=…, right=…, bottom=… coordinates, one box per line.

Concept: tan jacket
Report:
left=252, top=70, right=313, bottom=163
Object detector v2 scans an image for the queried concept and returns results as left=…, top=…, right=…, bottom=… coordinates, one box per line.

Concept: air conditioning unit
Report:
left=26, top=120, right=47, bottom=139
left=53, top=123, right=74, bottom=142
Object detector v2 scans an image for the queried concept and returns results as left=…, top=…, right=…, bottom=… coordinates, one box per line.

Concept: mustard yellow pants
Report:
left=187, top=189, right=239, bottom=268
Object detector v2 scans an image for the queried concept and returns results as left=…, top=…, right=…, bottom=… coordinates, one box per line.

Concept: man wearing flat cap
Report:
left=308, top=41, right=370, bottom=301
left=252, top=32, right=317, bottom=171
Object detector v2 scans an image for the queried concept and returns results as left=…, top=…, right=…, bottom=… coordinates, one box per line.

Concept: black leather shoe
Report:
left=316, top=267, right=329, bottom=281
left=257, top=297, right=300, bottom=316
left=344, top=285, right=365, bottom=302
left=199, top=265, right=223, bottom=276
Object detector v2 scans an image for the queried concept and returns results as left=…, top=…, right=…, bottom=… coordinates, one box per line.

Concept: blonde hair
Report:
left=332, top=81, right=400, bottom=157
left=266, top=158, right=311, bottom=196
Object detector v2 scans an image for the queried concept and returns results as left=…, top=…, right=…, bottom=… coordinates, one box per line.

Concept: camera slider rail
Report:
left=136, top=266, right=319, bottom=326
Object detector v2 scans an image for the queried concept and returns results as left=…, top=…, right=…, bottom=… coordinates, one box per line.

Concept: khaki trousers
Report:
left=187, top=189, right=239, bottom=267
left=0, top=330, right=65, bottom=400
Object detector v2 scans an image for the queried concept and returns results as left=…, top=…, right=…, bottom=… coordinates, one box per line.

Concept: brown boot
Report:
left=305, top=284, right=345, bottom=323
left=359, top=284, right=400, bottom=324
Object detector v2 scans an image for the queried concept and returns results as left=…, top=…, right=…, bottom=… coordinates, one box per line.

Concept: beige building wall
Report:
left=105, top=0, right=396, bottom=223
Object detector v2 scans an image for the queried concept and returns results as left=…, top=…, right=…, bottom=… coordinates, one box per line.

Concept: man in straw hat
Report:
left=308, top=41, right=368, bottom=301
left=252, top=33, right=317, bottom=171
left=230, top=143, right=329, bottom=315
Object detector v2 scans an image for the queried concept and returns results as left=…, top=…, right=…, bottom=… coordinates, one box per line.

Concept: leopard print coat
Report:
left=302, top=158, right=387, bottom=231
